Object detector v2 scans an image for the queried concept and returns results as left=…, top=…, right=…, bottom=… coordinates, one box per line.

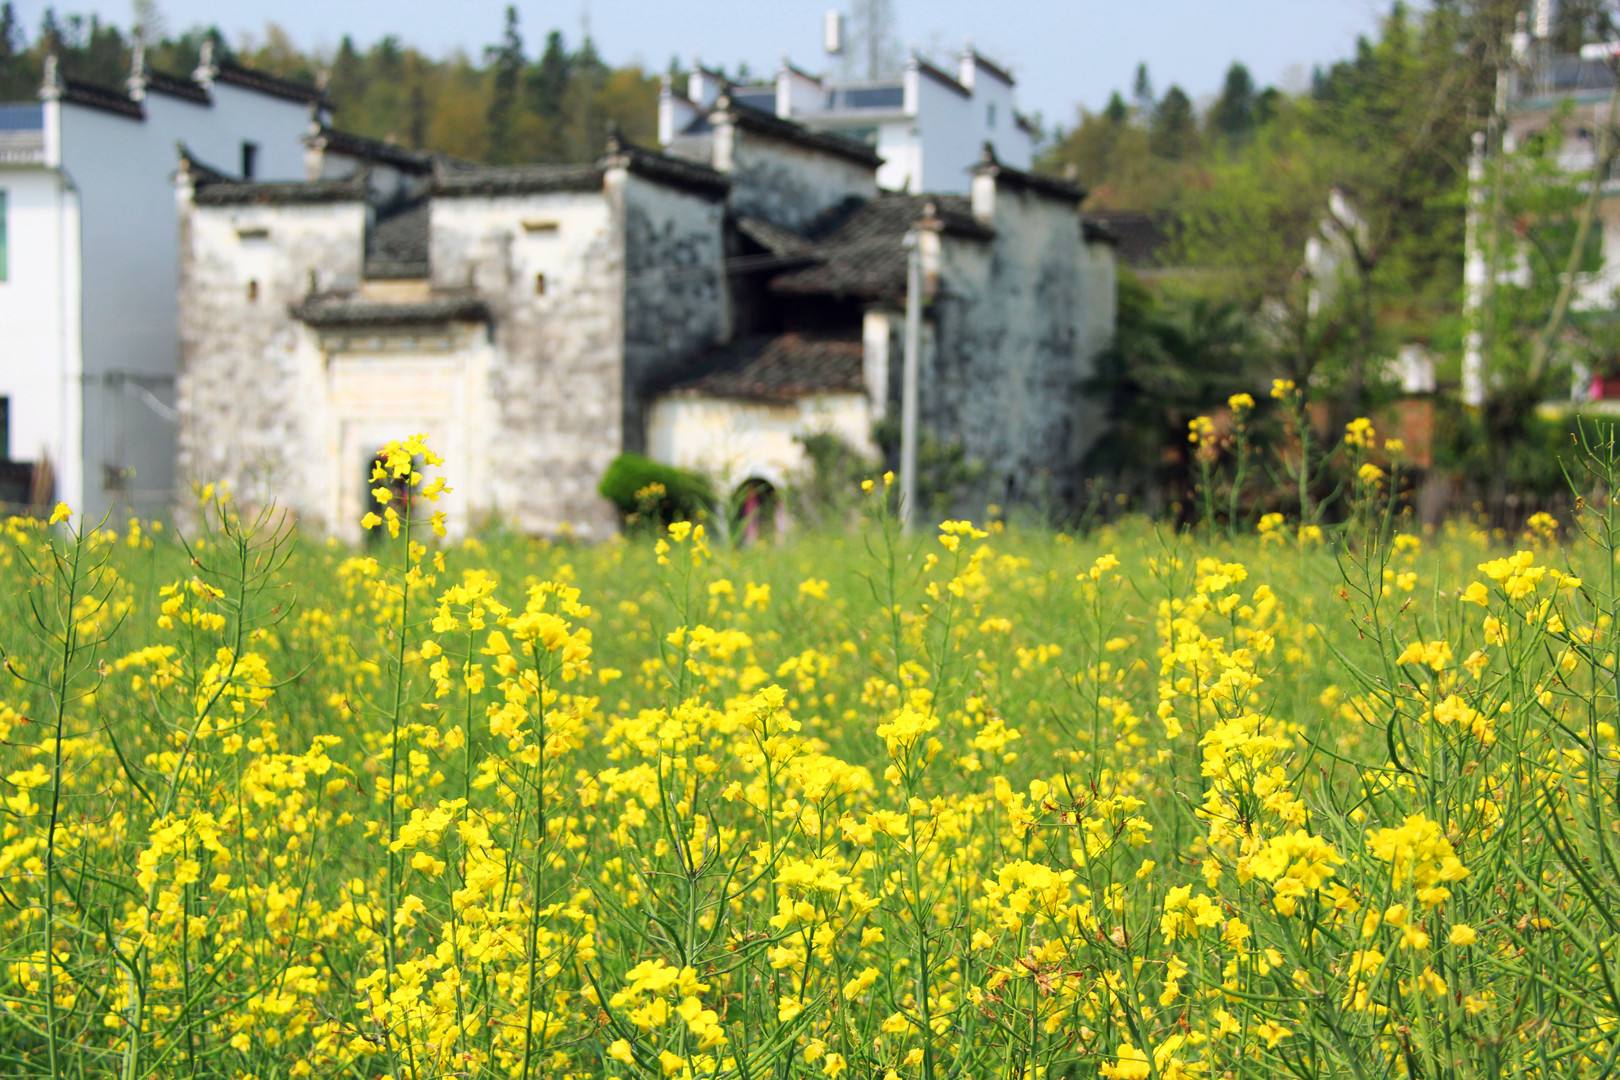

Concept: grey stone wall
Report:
left=924, top=187, right=1106, bottom=516
left=619, top=172, right=729, bottom=453
left=430, top=190, right=624, bottom=536
left=722, top=129, right=877, bottom=232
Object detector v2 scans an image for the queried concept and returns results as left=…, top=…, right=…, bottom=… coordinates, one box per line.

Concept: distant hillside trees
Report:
left=0, top=5, right=662, bottom=163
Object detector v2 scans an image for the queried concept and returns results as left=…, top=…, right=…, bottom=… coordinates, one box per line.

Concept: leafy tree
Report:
left=1469, top=103, right=1620, bottom=500
left=1083, top=274, right=1257, bottom=509
left=1551, top=0, right=1614, bottom=52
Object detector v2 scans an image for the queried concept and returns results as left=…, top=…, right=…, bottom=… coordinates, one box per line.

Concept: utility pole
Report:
left=900, top=231, right=921, bottom=530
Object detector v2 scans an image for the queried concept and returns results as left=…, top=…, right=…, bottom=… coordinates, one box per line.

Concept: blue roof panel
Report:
left=0, top=103, right=43, bottom=131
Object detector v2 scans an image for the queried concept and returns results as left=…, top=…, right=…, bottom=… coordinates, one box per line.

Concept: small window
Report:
left=987, top=103, right=997, bottom=129
left=241, top=141, right=259, bottom=180
left=534, top=272, right=547, bottom=296
left=0, top=189, right=8, bottom=282
left=246, top=279, right=259, bottom=302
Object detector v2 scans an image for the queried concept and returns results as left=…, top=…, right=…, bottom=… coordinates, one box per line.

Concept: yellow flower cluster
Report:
left=3, top=434, right=1619, bottom=1078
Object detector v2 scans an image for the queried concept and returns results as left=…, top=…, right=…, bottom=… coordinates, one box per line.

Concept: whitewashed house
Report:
left=0, top=44, right=322, bottom=517
left=659, top=44, right=1036, bottom=194
left=176, top=91, right=1115, bottom=540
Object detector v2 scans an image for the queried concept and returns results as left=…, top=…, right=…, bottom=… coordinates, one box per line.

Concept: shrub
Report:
left=597, top=452, right=715, bottom=529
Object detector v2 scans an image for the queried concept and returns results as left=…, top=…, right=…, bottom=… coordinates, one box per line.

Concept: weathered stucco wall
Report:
left=430, top=188, right=623, bottom=536
left=646, top=391, right=874, bottom=495
left=925, top=185, right=1099, bottom=514
left=719, top=126, right=877, bottom=232
left=176, top=198, right=366, bottom=524
left=620, top=172, right=729, bottom=453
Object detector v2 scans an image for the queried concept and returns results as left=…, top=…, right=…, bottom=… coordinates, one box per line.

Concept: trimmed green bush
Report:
left=598, top=453, right=715, bottom=528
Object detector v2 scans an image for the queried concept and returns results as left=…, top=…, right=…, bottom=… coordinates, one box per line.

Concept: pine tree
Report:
left=0, top=3, right=26, bottom=97
left=327, top=35, right=364, bottom=113
left=38, top=7, right=62, bottom=55
left=407, top=68, right=428, bottom=149
left=528, top=30, right=570, bottom=118
left=560, top=33, right=609, bottom=160
left=1103, top=90, right=1128, bottom=126
left=1132, top=62, right=1155, bottom=119
left=1209, top=62, right=1256, bottom=142
left=485, top=6, right=524, bottom=163
left=1150, top=85, right=1196, bottom=159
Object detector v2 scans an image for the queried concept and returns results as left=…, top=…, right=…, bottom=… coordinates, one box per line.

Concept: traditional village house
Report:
left=660, top=42, right=1036, bottom=195
left=1464, top=7, right=1620, bottom=407
left=0, top=43, right=324, bottom=515
left=175, top=89, right=1116, bottom=541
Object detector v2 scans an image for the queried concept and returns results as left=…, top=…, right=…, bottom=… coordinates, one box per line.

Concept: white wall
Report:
left=54, top=81, right=310, bottom=519
left=0, top=162, right=81, bottom=506
left=913, top=73, right=979, bottom=193
left=646, top=392, right=875, bottom=494
left=178, top=198, right=367, bottom=526
left=875, top=119, right=922, bottom=193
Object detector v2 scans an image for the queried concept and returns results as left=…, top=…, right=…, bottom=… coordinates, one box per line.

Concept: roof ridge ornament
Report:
left=128, top=39, right=148, bottom=100
left=194, top=39, right=217, bottom=87
left=40, top=53, right=63, bottom=100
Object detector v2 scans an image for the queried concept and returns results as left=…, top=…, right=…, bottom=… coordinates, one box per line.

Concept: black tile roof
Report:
left=292, top=295, right=490, bottom=327
left=716, top=95, right=883, bottom=168
left=143, top=68, right=211, bottom=105
left=212, top=60, right=324, bottom=106
left=735, top=215, right=814, bottom=257
left=606, top=135, right=730, bottom=198
left=666, top=333, right=866, bottom=402
left=309, top=124, right=434, bottom=173
left=177, top=143, right=233, bottom=184
left=971, top=143, right=1086, bottom=203
left=768, top=193, right=990, bottom=300
left=59, top=76, right=143, bottom=119
left=432, top=162, right=605, bottom=198
left=963, top=48, right=1015, bottom=87
left=912, top=55, right=969, bottom=99
left=192, top=174, right=368, bottom=206
left=365, top=196, right=431, bottom=279
left=1082, top=210, right=1175, bottom=268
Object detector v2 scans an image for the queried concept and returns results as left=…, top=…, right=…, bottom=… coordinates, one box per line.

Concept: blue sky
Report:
left=16, top=0, right=1394, bottom=130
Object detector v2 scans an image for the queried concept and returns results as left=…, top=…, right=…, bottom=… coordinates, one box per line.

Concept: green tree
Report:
left=1102, top=90, right=1128, bottom=127
left=326, top=34, right=364, bottom=114
left=1083, top=274, right=1257, bottom=510
left=1149, top=85, right=1196, bottom=159
left=1132, top=61, right=1154, bottom=117
left=1208, top=62, right=1256, bottom=142
left=526, top=29, right=571, bottom=159
left=0, top=3, right=34, bottom=98
left=485, top=6, right=525, bottom=163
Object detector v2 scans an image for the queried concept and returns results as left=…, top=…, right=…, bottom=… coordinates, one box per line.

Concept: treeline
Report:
left=1071, top=0, right=1620, bottom=514
left=0, top=4, right=662, bottom=163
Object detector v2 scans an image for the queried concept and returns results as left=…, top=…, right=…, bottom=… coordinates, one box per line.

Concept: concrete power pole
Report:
left=899, top=231, right=921, bottom=530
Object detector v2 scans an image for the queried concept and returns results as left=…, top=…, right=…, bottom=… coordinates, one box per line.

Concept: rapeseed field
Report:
left=4, top=425, right=1620, bottom=1078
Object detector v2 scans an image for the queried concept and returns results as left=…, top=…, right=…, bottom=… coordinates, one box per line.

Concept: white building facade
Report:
left=659, top=45, right=1036, bottom=194
left=0, top=45, right=320, bottom=518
